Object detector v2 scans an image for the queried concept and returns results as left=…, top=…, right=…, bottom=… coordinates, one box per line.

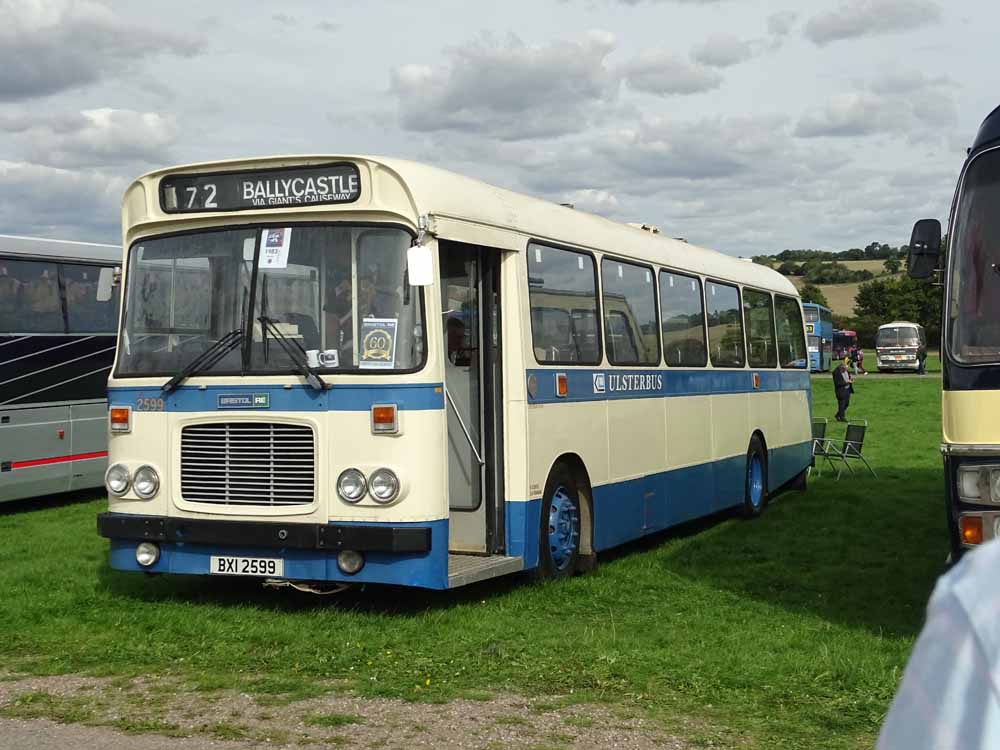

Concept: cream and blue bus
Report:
left=97, top=156, right=813, bottom=590
left=909, top=104, right=1000, bottom=560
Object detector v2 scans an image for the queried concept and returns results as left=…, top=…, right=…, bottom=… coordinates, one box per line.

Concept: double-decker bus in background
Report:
left=833, top=329, right=857, bottom=360
left=97, top=156, right=813, bottom=590
left=0, top=235, right=120, bottom=503
left=908, top=103, right=1000, bottom=561
left=802, top=302, right=832, bottom=372
left=875, top=321, right=926, bottom=373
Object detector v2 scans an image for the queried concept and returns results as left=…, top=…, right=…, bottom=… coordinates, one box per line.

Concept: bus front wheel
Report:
left=533, top=464, right=582, bottom=580
left=743, top=435, right=769, bottom=518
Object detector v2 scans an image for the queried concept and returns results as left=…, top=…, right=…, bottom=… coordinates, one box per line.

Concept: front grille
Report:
left=180, top=422, right=316, bottom=506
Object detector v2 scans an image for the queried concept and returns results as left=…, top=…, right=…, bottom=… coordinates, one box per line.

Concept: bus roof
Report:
left=801, top=301, right=830, bottom=310
left=125, top=155, right=799, bottom=297
left=877, top=321, right=922, bottom=330
left=0, top=234, right=120, bottom=265
left=972, top=104, right=1000, bottom=155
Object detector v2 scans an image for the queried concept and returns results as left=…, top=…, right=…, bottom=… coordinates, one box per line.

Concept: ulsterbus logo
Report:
left=217, top=393, right=271, bottom=409
left=592, top=373, right=606, bottom=393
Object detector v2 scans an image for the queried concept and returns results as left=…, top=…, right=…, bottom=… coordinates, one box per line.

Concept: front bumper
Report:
left=97, top=512, right=432, bottom=552
left=98, top=512, right=449, bottom=588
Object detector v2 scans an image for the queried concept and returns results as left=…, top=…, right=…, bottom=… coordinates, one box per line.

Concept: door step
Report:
left=447, top=554, right=523, bottom=588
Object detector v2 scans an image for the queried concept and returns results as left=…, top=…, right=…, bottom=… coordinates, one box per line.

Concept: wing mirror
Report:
left=907, top=219, right=941, bottom=279
left=407, top=243, right=434, bottom=286
left=96, top=266, right=121, bottom=302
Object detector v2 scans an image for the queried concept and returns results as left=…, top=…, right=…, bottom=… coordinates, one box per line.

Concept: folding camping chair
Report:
left=811, top=417, right=838, bottom=476
left=825, top=419, right=878, bottom=480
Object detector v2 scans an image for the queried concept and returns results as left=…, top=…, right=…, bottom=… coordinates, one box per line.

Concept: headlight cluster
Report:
left=105, top=463, right=159, bottom=500
left=957, top=465, right=1000, bottom=504
left=337, top=468, right=400, bottom=504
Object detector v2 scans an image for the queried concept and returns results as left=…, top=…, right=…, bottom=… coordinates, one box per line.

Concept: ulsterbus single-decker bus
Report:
left=96, top=155, right=814, bottom=591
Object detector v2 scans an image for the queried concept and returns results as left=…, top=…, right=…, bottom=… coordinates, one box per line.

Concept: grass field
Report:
left=788, top=273, right=905, bottom=317
left=0, top=376, right=945, bottom=749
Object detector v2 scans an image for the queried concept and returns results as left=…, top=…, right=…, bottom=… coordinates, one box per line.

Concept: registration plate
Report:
left=210, top=555, right=283, bottom=577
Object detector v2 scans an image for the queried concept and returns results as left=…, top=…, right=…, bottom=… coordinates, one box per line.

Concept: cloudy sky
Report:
left=0, top=0, right=991, bottom=256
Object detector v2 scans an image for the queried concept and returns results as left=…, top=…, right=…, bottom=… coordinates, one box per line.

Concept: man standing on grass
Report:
left=833, top=356, right=853, bottom=421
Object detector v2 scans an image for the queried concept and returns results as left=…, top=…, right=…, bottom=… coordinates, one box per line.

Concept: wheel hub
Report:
left=548, top=487, right=580, bottom=571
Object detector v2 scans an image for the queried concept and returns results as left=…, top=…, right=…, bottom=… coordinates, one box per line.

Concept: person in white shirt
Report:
left=877, top=539, right=1000, bottom=749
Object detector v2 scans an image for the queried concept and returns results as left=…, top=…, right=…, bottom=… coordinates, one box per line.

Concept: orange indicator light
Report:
left=961, top=515, right=984, bottom=546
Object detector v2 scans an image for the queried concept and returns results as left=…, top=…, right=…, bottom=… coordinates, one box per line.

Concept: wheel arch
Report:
left=545, top=452, right=595, bottom=558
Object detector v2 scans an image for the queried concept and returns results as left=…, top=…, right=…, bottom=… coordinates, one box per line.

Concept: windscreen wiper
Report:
left=161, top=328, right=243, bottom=394
left=257, top=316, right=328, bottom=391
left=257, top=275, right=327, bottom=391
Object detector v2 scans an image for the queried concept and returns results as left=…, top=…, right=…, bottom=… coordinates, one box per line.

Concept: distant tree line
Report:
left=754, top=239, right=942, bottom=348
left=752, top=241, right=904, bottom=265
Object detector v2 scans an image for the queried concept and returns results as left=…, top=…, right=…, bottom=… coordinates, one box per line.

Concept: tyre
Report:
left=743, top=435, right=769, bottom=518
left=533, top=463, right=582, bottom=580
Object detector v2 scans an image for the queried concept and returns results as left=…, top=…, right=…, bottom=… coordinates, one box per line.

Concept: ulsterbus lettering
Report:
left=606, top=373, right=663, bottom=392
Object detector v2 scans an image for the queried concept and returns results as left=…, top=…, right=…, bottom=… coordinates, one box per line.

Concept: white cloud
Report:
left=621, top=52, right=722, bottom=95
left=691, top=34, right=754, bottom=68
left=767, top=10, right=798, bottom=37
left=0, top=160, right=124, bottom=240
left=391, top=31, right=619, bottom=140
left=795, top=70, right=955, bottom=139
left=17, top=109, right=178, bottom=168
left=0, top=0, right=203, bottom=101
left=804, top=0, right=941, bottom=45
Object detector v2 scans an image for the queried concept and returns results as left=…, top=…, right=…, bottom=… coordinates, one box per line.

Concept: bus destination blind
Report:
left=160, top=163, right=361, bottom=213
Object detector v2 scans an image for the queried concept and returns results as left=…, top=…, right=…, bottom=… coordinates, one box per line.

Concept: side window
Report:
left=527, top=243, right=600, bottom=364
left=601, top=258, right=659, bottom=366
left=774, top=295, right=808, bottom=368
left=0, top=258, right=64, bottom=334
left=706, top=281, right=744, bottom=367
left=62, top=263, right=119, bottom=333
left=743, top=289, right=777, bottom=368
left=659, top=271, right=706, bottom=367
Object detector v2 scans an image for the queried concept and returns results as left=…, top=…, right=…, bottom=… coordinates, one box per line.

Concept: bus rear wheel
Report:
left=533, top=464, right=581, bottom=580
left=743, top=435, right=768, bottom=518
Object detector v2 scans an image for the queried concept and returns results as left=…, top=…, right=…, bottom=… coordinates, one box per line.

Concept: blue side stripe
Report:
left=108, top=383, right=444, bottom=412
left=507, top=440, right=812, bottom=563
left=527, top=368, right=810, bottom=404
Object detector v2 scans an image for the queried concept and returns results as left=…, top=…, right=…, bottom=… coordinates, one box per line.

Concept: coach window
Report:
left=774, top=295, right=808, bottom=368
left=0, top=259, right=64, bottom=334
left=743, top=288, right=777, bottom=368
left=63, top=263, right=119, bottom=333
left=601, top=258, right=659, bottom=366
left=706, top=281, right=745, bottom=367
left=659, top=271, right=707, bottom=366
left=527, top=243, right=601, bottom=364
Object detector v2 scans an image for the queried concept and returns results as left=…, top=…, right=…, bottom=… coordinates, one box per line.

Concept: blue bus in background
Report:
left=802, top=302, right=833, bottom=372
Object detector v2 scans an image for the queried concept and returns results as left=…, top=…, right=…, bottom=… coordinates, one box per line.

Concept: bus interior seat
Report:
left=282, top=313, right=320, bottom=350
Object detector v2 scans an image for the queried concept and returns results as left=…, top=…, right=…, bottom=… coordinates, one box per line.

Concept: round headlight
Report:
left=105, top=463, right=131, bottom=496
left=135, top=542, right=160, bottom=567
left=337, top=468, right=367, bottom=503
left=133, top=465, right=160, bottom=499
left=369, top=468, right=399, bottom=504
left=336, top=550, right=365, bottom=575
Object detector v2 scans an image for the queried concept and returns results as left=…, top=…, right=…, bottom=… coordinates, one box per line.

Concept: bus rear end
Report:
left=98, top=159, right=452, bottom=589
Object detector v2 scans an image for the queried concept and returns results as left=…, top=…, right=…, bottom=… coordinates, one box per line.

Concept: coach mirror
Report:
left=96, top=266, right=120, bottom=302
left=407, top=242, right=434, bottom=286
left=907, top=219, right=941, bottom=279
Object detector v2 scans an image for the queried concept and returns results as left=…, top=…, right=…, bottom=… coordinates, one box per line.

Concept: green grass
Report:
left=305, top=712, right=364, bottom=728
left=0, top=376, right=945, bottom=749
